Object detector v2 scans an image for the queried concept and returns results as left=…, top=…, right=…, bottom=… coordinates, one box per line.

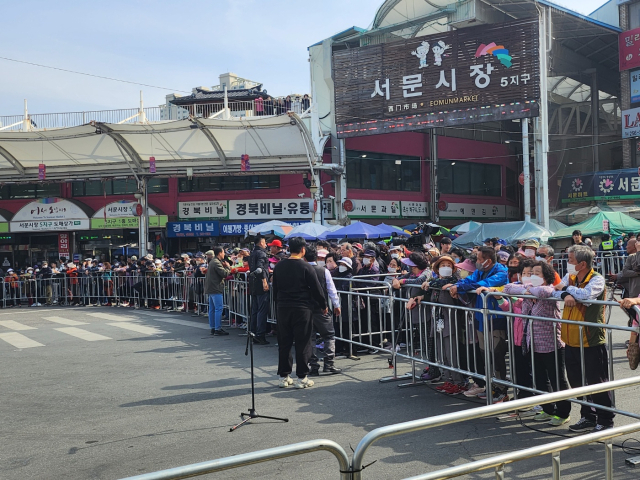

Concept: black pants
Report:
left=534, top=348, right=571, bottom=418
left=250, top=292, right=269, bottom=337
left=277, top=306, right=313, bottom=379
left=513, top=345, right=533, bottom=399
left=565, top=345, right=615, bottom=426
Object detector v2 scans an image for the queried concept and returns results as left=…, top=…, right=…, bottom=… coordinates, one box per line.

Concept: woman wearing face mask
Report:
left=412, top=256, right=466, bottom=389
left=324, top=252, right=340, bottom=277
left=450, top=247, right=465, bottom=265
left=506, top=253, right=524, bottom=283
left=504, top=261, right=569, bottom=426
left=333, top=257, right=354, bottom=356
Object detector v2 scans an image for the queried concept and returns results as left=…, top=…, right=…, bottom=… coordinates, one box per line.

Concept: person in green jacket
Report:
left=205, top=247, right=231, bottom=336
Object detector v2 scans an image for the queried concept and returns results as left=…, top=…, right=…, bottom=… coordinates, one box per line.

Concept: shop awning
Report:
left=551, top=204, right=640, bottom=225
left=0, top=114, right=317, bottom=182
left=550, top=211, right=640, bottom=240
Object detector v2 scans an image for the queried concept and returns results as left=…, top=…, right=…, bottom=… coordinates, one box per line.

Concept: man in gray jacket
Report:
left=205, top=246, right=231, bottom=336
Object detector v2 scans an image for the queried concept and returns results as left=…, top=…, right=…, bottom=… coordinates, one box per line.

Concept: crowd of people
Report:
left=237, top=233, right=625, bottom=435
left=3, top=229, right=633, bottom=433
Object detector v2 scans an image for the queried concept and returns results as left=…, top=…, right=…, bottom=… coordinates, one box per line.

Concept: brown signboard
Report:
left=334, top=18, right=540, bottom=138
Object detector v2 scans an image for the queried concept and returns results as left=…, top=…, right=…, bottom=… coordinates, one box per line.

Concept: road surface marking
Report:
left=42, top=316, right=87, bottom=326
left=87, top=313, right=134, bottom=322
left=0, top=332, right=44, bottom=348
left=54, top=327, right=111, bottom=341
left=142, top=316, right=210, bottom=330
left=0, top=320, right=37, bottom=331
left=107, top=322, right=166, bottom=335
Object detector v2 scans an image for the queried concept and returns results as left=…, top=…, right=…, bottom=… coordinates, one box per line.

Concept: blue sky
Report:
left=0, top=0, right=610, bottom=116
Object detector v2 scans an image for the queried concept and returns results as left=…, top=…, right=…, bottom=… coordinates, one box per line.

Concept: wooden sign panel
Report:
left=333, top=18, right=540, bottom=137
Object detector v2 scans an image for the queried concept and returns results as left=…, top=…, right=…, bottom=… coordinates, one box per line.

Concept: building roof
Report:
left=0, top=114, right=317, bottom=182
left=171, top=86, right=266, bottom=105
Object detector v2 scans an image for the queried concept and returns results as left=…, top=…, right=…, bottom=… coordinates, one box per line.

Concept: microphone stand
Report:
left=230, top=321, right=288, bottom=432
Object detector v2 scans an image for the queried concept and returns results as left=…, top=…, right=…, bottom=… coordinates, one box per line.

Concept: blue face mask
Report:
left=454, top=258, right=460, bottom=264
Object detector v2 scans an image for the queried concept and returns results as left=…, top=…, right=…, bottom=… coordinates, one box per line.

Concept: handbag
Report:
left=628, top=339, right=640, bottom=370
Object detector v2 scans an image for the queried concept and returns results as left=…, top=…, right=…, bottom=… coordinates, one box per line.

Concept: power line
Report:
left=0, top=56, right=191, bottom=94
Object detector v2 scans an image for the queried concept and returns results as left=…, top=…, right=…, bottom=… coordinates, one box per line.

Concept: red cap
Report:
left=267, top=239, right=283, bottom=247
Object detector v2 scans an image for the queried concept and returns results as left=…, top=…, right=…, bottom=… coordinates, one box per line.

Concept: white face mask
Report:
left=567, top=263, right=577, bottom=275
left=439, top=266, right=453, bottom=277
left=523, top=249, right=535, bottom=258
left=529, top=275, right=544, bottom=287
left=391, top=253, right=399, bottom=259
left=535, top=256, right=543, bottom=262
left=388, top=267, right=397, bottom=273
left=521, top=275, right=531, bottom=284
left=363, top=258, right=371, bottom=266
left=338, top=265, right=348, bottom=273
left=317, top=260, right=325, bottom=267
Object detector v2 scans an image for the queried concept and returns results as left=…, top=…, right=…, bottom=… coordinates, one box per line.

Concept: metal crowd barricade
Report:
left=225, top=272, right=249, bottom=328
left=552, top=252, right=627, bottom=279
left=118, top=378, right=640, bottom=480
left=481, top=291, right=640, bottom=409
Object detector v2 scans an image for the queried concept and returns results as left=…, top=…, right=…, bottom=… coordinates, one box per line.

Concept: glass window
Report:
left=345, top=150, right=421, bottom=191
left=631, top=2, right=640, bottom=30
left=178, top=175, right=279, bottom=192
left=72, top=179, right=168, bottom=196
left=0, top=183, right=61, bottom=199
left=438, top=160, right=501, bottom=197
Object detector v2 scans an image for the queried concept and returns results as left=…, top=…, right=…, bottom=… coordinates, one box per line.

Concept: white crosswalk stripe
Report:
left=87, top=312, right=134, bottom=322
left=54, top=327, right=111, bottom=341
left=0, top=332, right=44, bottom=348
left=141, top=316, right=210, bottom=330
left=42, top=316, right=88, bottom=326
left=106, top=322, right=166, bottom=335
left=0, top=320, right=37, bottom=331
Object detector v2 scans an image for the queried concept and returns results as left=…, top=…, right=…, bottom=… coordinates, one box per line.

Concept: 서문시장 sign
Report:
left=333, top=18, right=540, bottom=137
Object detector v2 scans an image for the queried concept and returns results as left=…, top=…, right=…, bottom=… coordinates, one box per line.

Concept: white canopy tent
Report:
left=0, top=114, right=317, bottom=182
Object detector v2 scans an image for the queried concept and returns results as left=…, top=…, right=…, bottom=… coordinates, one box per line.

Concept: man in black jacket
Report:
left=272, top=237, right=327, bottom=389
left=248, top=236, right=270, bottom=345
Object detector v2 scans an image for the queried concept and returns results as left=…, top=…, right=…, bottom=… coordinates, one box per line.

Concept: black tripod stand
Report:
left=229, top=329, right=288, bottom=432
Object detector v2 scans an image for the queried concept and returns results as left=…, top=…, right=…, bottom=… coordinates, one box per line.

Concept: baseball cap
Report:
left=267, top=239, right=283, bottom=247
left=317, top=249, right=329, bottom=258
left=155, top=259, right=162, bottom=264
left=524, top=239, right=540, bottom=249
left=390, top=246, right=402, bottom=252
left=353, top=243, right=363, bottom=250
left=131, top=256, right=137, bottom=261
left=363, top=249, right=377, bottom=257
left=205, top=250, right=214, bottom=256
left=497, top=250, right=510, bottom=261
left=338, top=257, right=352, bottom=269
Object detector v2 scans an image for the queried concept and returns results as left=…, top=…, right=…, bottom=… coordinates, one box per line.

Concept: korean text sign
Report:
left=559, top=168, right=640, bottom=203
left=333, top=18, right=540, bottom=137
left=620, top=27, right=640, bottom=72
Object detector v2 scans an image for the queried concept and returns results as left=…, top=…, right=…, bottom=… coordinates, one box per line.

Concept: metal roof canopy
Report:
left=0, top=114, right=317, bottom=183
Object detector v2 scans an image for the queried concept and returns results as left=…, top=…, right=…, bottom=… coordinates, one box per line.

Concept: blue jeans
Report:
left=208, top=294, right=224, bottom=330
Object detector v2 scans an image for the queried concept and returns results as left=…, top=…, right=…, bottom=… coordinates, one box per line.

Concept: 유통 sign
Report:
left=333, top=18, right=540, bottom=137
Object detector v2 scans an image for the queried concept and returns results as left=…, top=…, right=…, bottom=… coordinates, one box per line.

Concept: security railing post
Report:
left=495, top=464, right=505, bottom=479
left=482, top=293, right=493, bottom=404
left=605, top=439, right=613, bottom=480
left=552, top=451, right=561, bottom=480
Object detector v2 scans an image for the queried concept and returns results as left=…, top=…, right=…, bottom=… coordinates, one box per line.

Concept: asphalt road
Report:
left=1, top=305, right=640, bottom=480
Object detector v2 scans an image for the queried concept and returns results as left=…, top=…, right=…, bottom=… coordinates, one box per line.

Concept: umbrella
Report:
left=247, top=220, right=293, bottom=238
left=317, top=224, right=344, bottom=240
left=324, top=221, right=388, bottom=240
left=284, top=223, right=328, bottom=241
left=376, top=223, right=410, bottom=238
left=451, top=221, right=482, bottom=234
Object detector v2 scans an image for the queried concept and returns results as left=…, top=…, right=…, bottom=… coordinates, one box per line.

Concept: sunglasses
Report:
left=536, top=253, right=548, bottom=258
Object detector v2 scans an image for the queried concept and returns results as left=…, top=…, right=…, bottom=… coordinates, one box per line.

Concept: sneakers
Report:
left=279, top=376, right=294, bottom=388
left=549, top=416, right=570, bottom=427
left=569, top=417, right=597, bottom=432
left=534, top=412, right=554, bottom=422
left=323, top=365, right=342, bottom=374
left=463, top=386, right=485, bottom=397
left=294, top=376, right=314, bottom=389
left=492, top=392, right=509, bottom=403
left=420, top=372, right=441, bottom=382
left=445, top=384, right=467, bottom=395
left=212, top=329, right=229, bottom=336
left=477, top=390, right=489, bottom=400
left=593, top=423, right=613, bottom=433
left=436, top=382, right=455, bottom=392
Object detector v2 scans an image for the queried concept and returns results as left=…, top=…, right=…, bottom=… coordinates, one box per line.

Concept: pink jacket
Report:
left=499, top=297, right=524, bottom=346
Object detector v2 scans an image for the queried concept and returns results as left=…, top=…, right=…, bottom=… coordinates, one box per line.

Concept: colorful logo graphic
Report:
left=599, top=178, right=614, bottom=194
left=475, top=42, right=512, bottom=68
left=571, top=178, right=583, bottom=192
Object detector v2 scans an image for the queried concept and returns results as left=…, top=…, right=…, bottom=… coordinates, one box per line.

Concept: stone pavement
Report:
left=1, top=306, right=639, bottom=479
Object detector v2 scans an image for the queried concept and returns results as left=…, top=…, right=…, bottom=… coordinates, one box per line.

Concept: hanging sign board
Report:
left=333, top=18, right=540, bottom=137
